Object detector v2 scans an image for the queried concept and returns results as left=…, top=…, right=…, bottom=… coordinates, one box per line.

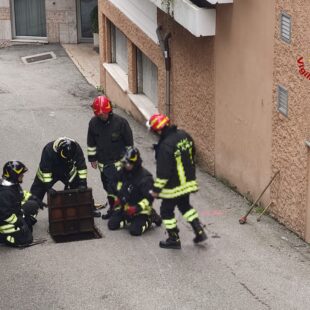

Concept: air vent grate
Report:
left=280, top=13, right=291, bottom=43
left=21, top=52, right=56, bottom=65
left=277, top=85, right=288, bottom=117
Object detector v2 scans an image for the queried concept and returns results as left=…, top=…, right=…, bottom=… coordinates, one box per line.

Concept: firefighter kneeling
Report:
left=0, top=161, right=44, bottom=247
left=107, top=147, right=161, bottom=236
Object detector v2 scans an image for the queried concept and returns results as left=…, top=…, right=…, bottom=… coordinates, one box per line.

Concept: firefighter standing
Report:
left=87, top=95, right=133, bottom=218
left=0, top=161, right=43, bottom=247
left=30, top=137, right=88, bottom=200
left=148, top=114, right=207, bottom=249
left=108, top=146, right=161, bottom=235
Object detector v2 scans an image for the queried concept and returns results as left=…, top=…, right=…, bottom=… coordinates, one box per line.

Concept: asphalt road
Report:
left=0, top=44, right=310, bottom=310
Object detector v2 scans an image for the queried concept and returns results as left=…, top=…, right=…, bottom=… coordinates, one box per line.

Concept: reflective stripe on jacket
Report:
left=153, top=126, right=199, bottom=199
left=87, top=114, right=133, bottom=164
left=35, top=141, right=87, bottom=186
left=112, top=165, right=154, bottom=216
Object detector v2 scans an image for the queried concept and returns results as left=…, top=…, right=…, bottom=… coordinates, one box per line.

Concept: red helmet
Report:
left=92, top=96, right=112, bottom=115
left=148, top=114, right=170, bottom=132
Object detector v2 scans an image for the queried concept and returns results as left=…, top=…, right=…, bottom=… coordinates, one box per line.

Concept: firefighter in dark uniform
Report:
left=30, top=137, right=88, bottom=200
left=108, top=146, right=161, bottom=235
left=0, top=161, right=43, bottom=247
left=148, top=113, right=207, bottom=249
left=87, top=95, right=133, bottom=219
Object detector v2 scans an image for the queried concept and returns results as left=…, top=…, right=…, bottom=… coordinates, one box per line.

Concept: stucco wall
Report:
left=0, top=0, right=11, bottom=41
left=99, top=1, right=216, bottom=174
left=157, top=11, right=216, bottom=174
left=99, top=1, right=165, bottom=113
left=271, top=0, right=310, bottom=238
left=214, top=0, right=275, bottom=203
left=46, top=0, right=77, bottom=43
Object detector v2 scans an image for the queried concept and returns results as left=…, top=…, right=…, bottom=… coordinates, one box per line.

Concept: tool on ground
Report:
left=17, top=238, right=47, bottom=249
left=239, top=170, right=280, bottom=224
left=256, top=201, right=273, bottom=222
left=94, top=203, right=107, bottom=210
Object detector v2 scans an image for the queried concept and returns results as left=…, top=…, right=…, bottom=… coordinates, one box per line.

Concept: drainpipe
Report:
left=156, top=26, right=171, bottom=117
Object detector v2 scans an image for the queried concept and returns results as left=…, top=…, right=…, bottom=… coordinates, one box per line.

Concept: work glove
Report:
left=78, top=184, right=87, bottom=192
left=29, top=195, right=47, bottom=210
left=113, top=197, right=121, bottom=208
left=48, top=188, right=57, bottom=197
left=126, top=205, right=141, bottom=216
left=14, top=216, right=24, bottom=230
left=22, top=201, right=39, bottom=216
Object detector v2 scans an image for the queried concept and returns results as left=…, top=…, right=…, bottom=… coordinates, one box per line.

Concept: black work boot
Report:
left=190, top=219, right=207, bottom=243
left=159, top=228, right=181, bottom=249
left=101, top=207, right=113, bottom=220
left=150, top=208, right=162, bottom=227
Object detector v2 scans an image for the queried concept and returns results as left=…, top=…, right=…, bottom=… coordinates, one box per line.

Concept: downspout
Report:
left=156, top=26, right=171, bottom=117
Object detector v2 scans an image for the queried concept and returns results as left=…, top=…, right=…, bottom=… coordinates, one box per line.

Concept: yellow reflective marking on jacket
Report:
left=154, top=178, right=168, bottom=189
left=87, top=146, right=97, bottom=156
left=1, top=214, right=19, bottom=234
left=175, top=150, right=186, bottom=185
left=98, top=161, right=123, bottom=173
left=22, top=190, right=32, bottom=205
left=116, top=181, right=123, bottom=191
left=4, top=213, right=17, bottom=224
left=0, top=223, right=20, bottom=234
left=78, top=169, right=87, bottom=179
left=159, top=180, right=198, bottom=199
left=37, top=168, right=52, bottom=183
left=138, top=199, right=151, bottom=215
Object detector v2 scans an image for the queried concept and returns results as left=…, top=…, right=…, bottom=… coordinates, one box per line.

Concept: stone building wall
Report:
left=271, top=0, right=310, bottom=238
left=0, top=0, right=77, bottom=43
left=0, top=0, right=11, bottom=41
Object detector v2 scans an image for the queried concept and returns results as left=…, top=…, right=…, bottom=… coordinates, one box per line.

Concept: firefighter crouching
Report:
left=30, top=137, right=88, bottom=201
left=87, top=95, right=133, bottom=218
left=0, top=161, right=44, bottom=247
left=148, top=114, right=207, bottom=249
left=107, top=146, right=162, bottom=236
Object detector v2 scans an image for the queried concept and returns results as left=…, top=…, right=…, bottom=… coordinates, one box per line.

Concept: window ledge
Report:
left=103, top=63, right=128, bottom=92
left=128, top=93, right=158, bottom=121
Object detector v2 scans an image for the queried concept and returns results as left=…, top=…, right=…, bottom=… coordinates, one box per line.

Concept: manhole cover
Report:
left=21, top=52, right=56, bottom=64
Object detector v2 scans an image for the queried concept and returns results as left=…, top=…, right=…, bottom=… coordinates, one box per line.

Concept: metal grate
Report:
left=280, top=12, right=291, bottom=43
left=277, top=85, right=288, bottom=116
left=21, top=52, right=56, bottom=65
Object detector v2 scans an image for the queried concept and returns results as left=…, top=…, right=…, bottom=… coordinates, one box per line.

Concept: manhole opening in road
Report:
left=21, top=52, right=56, bottom=64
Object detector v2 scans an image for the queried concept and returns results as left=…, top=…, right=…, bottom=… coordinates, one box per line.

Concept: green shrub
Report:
left=91, top=5, right=98, bottom=33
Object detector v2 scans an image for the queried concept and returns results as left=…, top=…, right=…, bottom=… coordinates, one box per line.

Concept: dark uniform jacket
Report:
left=35, top=141, right=87, bottom=188
left=152, top=126, right=198, bottom=199
left=87, top=114, right=133, bottom=167
left=0, top=181, right=24, bottom=234
left=113, top=165, right=154, bottom=216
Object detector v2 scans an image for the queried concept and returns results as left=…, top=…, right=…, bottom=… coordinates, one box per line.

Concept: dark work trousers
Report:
left=108, top=211, right=151, bottom=236
left=1, top=218, right=33, bottom=247
left=160, top=194, right=193, bottom=226
left=100, top=164, right=119, bottom=206
left=30, top=175, right=81, bottom=201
